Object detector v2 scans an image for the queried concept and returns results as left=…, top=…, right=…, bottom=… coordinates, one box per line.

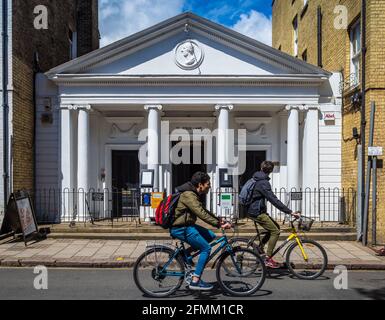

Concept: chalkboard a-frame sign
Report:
left=0, top=191, right=39, bottom=246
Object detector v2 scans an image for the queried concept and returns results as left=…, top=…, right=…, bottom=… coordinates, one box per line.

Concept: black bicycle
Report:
left=133, top=227, right=266, bottom=297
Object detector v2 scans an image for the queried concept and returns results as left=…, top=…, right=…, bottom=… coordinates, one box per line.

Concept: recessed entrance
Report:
left=111, top=150, right=140, bottom=217
left=238, top=150, right=267, bottom=189
left=171, top=141, right=207, bottom=192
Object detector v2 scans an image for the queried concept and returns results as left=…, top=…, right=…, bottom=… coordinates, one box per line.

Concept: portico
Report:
left=39, top=13, right=341, bottom=222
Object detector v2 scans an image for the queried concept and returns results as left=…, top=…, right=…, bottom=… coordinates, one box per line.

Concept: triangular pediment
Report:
left=46, top=12, right=330, bottom=78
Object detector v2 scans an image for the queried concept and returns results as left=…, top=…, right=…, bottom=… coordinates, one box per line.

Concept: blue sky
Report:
left=99, top=0, right=272, bottom=47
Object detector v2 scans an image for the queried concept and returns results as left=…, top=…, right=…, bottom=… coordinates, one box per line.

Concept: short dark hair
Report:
left=261, top=161, right=274, bottom=174
left=191, top=172, right=210, bottom=187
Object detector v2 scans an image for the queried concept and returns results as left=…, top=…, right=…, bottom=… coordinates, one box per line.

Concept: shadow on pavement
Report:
left=141, top=282, right=272, bottom=300
left=354, top=287, right=385, bottom=300
left=267, top=269, right=330, bottom=281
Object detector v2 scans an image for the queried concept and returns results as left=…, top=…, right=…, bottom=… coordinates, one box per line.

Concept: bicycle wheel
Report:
left=133, top=246, right=185, bottom=298
left=286, top=239, right=328, bottom=280
left=216, top=247, right=266, bottom=297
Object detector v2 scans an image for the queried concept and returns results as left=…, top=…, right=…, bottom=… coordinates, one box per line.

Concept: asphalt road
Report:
left=0, top=268, right=384, bottom=300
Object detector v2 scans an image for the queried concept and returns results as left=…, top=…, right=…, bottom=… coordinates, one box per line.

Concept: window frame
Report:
left=292, top=15, right=299, bottom=57
left=350, top=19, right=361, bottom=86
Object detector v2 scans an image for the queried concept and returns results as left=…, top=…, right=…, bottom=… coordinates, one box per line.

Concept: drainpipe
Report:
left=360, top=0, right=367, bottom=245
left=2, top=0, right=9, bottom=208
left=317, top=5, right=323, bottom=68
left=33, top=52, right=41, bottom=196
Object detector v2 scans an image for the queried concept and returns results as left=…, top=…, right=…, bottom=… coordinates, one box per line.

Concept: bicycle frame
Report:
left=251, top=219, right=309, bottom=262
left=158, top=231, right=237, bottom=277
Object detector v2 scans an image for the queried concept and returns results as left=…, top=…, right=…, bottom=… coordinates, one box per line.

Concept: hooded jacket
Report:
left=248, top=171, right=293, bottom=217
left=172, top=182, right=221, bottom=228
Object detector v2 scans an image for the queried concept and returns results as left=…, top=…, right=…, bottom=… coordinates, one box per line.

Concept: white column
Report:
left=77, top=105, right=91, bottom=221
left=215, top=105, right=233, bottom=169
left=286, top=105, right=300, bottom=191
left=302, top=106, right=319, bottom=190
left=302, top=106, right=320, bottom=219
left=144, top=105, right=162, bottom=191
left=60, top=106, right=75, bottom=221
left=215, top=105, right=233, bottom=218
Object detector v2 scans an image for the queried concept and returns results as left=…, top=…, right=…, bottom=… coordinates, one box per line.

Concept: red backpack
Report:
left=155, top=192, right=181, bottom=229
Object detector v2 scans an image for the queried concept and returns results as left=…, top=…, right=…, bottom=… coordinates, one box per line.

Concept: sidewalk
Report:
left=0, top=238, right=384, bottom=269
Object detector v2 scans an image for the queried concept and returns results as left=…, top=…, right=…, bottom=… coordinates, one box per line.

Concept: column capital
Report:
left=285, top=105, right=300, bottom=111
left=302, top=104, right=320, bottom=111
left=60, top=104, right=74, bottom=110
left=144, top=104, right=163, bottom=111
left=215, top=104, right=234, bottom=111
left=61, top=104, right=92, bottom=111
left=286, top=105, right=319, bottom=112
left=75, top=104, right=92, bottom=111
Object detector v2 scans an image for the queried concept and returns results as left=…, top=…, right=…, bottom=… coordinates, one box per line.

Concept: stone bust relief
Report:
left=175, top=40, right=204, bottom=70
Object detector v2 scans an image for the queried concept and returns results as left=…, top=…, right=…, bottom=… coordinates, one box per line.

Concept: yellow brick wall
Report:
left=273, top=0, right=385, bottom=244
left=12, top=56, right=34, bottom=191
left=11, top=0, right=99, bottom=194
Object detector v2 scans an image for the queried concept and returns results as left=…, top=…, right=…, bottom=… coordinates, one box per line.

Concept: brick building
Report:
left=0, top=0, right=99, bottom=218
left=272, top=0, right=385, bottom=244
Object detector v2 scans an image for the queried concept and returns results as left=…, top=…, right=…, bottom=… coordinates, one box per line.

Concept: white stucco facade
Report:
left=37, top=13, right=342, bottom=222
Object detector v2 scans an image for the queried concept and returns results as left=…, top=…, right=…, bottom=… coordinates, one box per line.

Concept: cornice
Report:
left=52, top=75, right=327, bottom=87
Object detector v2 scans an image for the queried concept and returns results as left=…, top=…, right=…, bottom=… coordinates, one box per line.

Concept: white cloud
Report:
left=99, top=0, right=185, bottom=47
left=232, top=10, right=272, bottom=46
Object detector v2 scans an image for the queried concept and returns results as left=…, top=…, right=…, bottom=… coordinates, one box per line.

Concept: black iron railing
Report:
left=31, top=187, right=356, bottom=225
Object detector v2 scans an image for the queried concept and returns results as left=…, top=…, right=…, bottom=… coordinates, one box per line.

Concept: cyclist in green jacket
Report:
left=171, top=172, right=231, bottom=291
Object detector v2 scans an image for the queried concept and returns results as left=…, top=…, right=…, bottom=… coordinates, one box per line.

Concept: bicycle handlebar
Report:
left=282, top=212, right=302, bottom=226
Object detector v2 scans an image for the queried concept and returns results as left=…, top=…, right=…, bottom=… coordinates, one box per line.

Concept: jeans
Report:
left=170, top=225, right=216, bottom=277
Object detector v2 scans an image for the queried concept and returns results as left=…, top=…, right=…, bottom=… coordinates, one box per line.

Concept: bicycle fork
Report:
left=290, top=234, right=309, bottom=262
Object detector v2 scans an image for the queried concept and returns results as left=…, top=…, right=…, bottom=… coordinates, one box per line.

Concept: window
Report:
left=302, top=49, right=308, bottom=62
left=293, top=15, right=298, bottom=57
left=68, top=28, right=77, bottom=60
left=350, top=20, right=361, bottom=86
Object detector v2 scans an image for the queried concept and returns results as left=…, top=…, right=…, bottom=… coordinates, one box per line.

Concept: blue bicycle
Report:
left=133, top=228, right=266, bottom=297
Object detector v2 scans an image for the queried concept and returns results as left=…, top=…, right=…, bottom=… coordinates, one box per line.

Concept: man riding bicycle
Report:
left=248, top=161, right=300, bottom=269
left=170, top=172, right=232, bottom=291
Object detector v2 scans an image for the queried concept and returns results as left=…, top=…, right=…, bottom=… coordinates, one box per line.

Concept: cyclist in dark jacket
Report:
left=249, top=161, right=300, bottom=268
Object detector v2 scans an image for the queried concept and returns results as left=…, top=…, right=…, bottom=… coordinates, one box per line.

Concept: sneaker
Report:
left=374, top=248, right=385, bottom=256
left=265, top=257, right=281, bottom=269
left=189, top=280, right=213, bottom=291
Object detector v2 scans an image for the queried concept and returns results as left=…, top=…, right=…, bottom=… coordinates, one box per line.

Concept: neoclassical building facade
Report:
left=37, top=13, right=342, bottom=222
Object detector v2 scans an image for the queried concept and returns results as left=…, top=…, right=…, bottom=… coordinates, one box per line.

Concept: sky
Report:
left=99, top=0, right=272, bottom=47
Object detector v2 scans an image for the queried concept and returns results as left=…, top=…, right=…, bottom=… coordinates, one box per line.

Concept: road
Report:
left=0, top=268, right=384, bottom=300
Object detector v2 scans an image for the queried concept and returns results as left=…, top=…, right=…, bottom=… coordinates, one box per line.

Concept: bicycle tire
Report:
left=216, top=247, right=266, bottom=297
left=133, top=246, right=185, bottom=298
left=286, top=239, right=328, bottom=280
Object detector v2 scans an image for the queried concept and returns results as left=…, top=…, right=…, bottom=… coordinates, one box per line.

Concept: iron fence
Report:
left=31, top=187, right=356, bottom=225
left=211, top=188, right=356, bottom=224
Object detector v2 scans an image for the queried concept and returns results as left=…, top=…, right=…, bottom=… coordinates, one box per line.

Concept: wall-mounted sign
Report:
left=151, top=192, right=164, bottom=209
left=324, top=113, right=336, bottom=121
left=369, top=147, right=383, bottom=157
left=219, top=169, right=233, bottom=188
left=140, top=170, right=154, bottom=188
left=290, top=192, right=303, bottom=201
left=92, top=192, right=104, bottom=201
left=142, top=193, right=152, bottom=207
left=220, top=193, right=233, bottom=210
